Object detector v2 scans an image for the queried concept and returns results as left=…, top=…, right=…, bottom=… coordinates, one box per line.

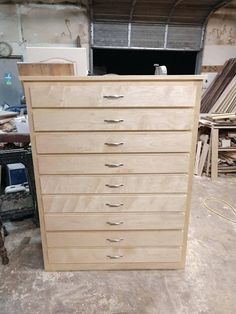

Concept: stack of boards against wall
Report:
left=201, top=58, right=236, bottom=113
left=21, top=75, right=204, bottom=271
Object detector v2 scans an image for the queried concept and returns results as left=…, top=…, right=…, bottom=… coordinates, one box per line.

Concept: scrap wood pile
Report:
left=194, top=128, right=236, bottom=176
left=201, top=58, right=236, bottom=113
left=218, top=130, right=236, bottom=173
left=0, top=111, right=30, bottom=148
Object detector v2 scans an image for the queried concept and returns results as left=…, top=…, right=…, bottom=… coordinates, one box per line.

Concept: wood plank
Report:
left=201, top=58, right=236, bottom=113
left=40, top=174, right=188, bottom=194
left=35, top=132, right=192, bottom=154
left=38, top=153, right=190, bottom=174
left=17, top=63, right=75, bottom=76
left=198, top=141, right=209, bottom=176
left=211, top=127, right=219, bottom=180
left=42, top=194, right=187, bottom=213
left=194, top=141, right=202, bottom=175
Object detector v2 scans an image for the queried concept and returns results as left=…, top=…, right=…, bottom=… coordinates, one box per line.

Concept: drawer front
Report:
left=45, top=212, right=185, bottom=231
left=42, top=194, right=187, bottom=213
left=30, top=82, right=197, bottom=108
left=35, top=132, right=192, bottom=154
left=40, top=174, right=188, bottom=194
left=33, top=108, right=194, bottom=131
left=48, top=247, right=182, bottom=264
left=46, top=230, right=184, bottom=247
left=38, top=153, right=190, bottom=175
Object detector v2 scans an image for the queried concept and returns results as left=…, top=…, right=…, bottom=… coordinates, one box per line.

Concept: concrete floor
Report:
left=0, top=176, right=236, bottom=314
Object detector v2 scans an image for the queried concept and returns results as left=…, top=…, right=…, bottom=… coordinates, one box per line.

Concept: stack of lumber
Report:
left=205, top=113, right=236, bottom=123
left=201, top=58, right=236, bottom=113
left=218, top=152, right=236, bottom=172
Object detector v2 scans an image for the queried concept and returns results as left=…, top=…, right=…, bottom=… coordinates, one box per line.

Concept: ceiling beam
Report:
left=167, top=0, right=184, bottom=24
left=204, top=0, right=233, bottom=25
left=129, top=0, right=137, bottom=23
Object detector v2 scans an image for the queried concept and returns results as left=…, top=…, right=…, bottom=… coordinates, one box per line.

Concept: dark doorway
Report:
left=93, top=48, right=198, bottom=75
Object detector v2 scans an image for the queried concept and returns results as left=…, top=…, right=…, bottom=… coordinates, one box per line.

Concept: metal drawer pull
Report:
left=107, top=255, right=123, bottom=259
left=106, top=221, right=124, bottom=226
left=104, top=119, right=124, bottom=123
left=105, top=184, right=124, bottom=188
left=106, top=238, right=124, bottom=243
left=103, top=95, right=124, bottom=99
left=105, top=163, right=124, bottom=168
left=105, top=203, right=124, bottom=207
left=104, top=142, right=124, bottom=147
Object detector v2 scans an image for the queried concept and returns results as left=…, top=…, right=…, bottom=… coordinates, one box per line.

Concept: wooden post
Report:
left=211, top=126, right=219, bottom=180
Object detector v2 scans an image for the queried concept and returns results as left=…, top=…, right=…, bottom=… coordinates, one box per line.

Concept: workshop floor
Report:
left=1, top=176, right=236, bottom=314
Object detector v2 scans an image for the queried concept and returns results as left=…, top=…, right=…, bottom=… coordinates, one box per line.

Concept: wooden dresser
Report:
left=21, top=75, right=203, bottom=271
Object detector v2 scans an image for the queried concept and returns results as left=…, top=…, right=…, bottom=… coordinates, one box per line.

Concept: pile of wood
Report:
left=0, top=111, right=17, bottom=133
left=219, top=152, right=236, bottom=172
left=205, top=113, right=236, bottom=123
left=195, top=128, right=236, bottom=176
left=201, top=58, right=236, bottom=113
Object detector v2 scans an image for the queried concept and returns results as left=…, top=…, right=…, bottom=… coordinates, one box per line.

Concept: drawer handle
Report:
left=106, top=238, right=124, bottom=243
left=105, top=203, right=124, bottom=207
left=106, top=221, right=124, bottom=226
left=105, top=163, right=124, bottom=168
left=107, top=255, right=123, bottom=259
left=104, top=142, right=124, bottom=147
left=105, top=184, right=124, bottom=188
left=103, top=95, right=124, bottom=99
left=104, top=119, right=124, bottom=123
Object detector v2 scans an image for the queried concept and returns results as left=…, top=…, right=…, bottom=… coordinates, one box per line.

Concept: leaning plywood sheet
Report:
left=25, top=47, right=88, bottom=76
left=18, top=63, right=75, bottom=76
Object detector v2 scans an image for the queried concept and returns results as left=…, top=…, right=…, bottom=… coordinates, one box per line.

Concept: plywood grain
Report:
left=42, top=194, right=187, bottom=213
left=33, top=108, right=194, bottom=131
left=40, top=174, right=188, bottom=194
left=35, top=132, right=192, bottom=154
left=38, top=154, right=190, bottom=174
left=46, top=230, right=183, bottom=247
left=48, top=247, right=182, bottom=264
left=30, top=82, right=197, bottom=108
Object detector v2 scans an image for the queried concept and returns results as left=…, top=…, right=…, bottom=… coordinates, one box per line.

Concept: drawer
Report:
left=30, top=82, right=197, bottom=108
left=38, top=153, right=190, bottom=174
left=46, top=230, right=184, bottom=247
left=42, top=194, right=187, bottom=213
left=32, top=108, right=194, bottom=131
left=45, top=212, right=185, bottom=231
left=48, top=247, right=182, bottom=264
left=35, top=132, right=192, bottom=154
left=40, top=174, right=188, bottom=194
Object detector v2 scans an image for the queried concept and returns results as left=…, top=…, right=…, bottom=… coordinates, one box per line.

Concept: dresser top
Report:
left=20, top=75, right=205, bottom=82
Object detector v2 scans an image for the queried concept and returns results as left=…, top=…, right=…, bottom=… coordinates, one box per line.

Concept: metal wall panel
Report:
left=93, top=22, right=202, bottom=51
left=93, top=22, right=129, bottom=47
left=130, top=24, right=165, bottom=48
left=167, top=25, right=202, bottom=50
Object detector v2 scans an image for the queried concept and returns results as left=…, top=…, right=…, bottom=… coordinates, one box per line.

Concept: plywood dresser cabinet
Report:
left=21, top=75, right=203, bottom=271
